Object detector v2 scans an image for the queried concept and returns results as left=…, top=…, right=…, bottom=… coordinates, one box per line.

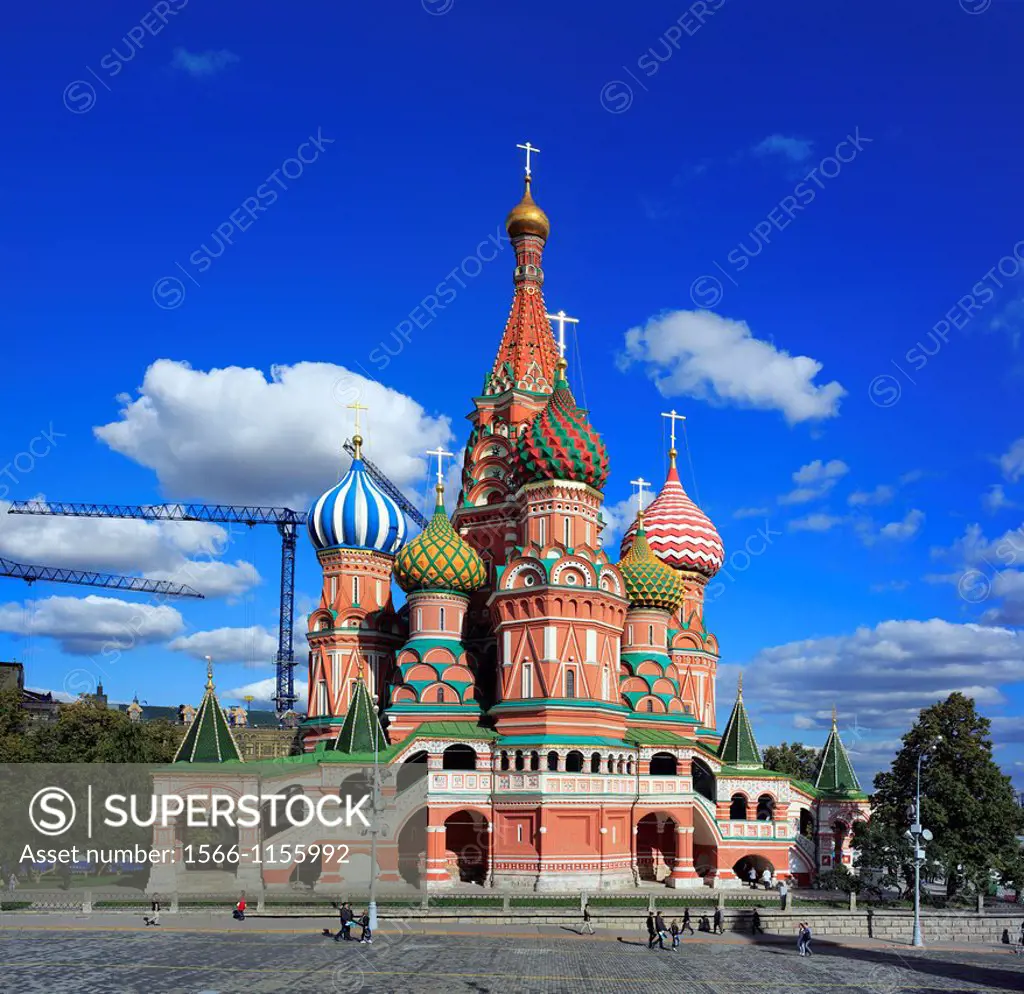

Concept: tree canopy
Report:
left=762, top=741, right=821, bottom=782
left=867, top=692, right=1023, bottom=898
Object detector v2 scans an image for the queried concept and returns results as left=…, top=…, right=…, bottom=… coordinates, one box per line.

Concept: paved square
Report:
left=1, top=921, right=1022, bottom=993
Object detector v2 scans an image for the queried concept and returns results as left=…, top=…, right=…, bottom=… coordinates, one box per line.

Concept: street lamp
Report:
left=368, top=701, right=381, bottom=932
left=908, top=736, right=940, bottom=947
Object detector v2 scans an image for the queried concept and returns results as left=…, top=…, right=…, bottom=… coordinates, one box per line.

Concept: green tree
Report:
left=870, top=692, right=1024, bottom=898
left=762, top=741, right=821, bottom=782
left=0, top=689, right=30, bottom=762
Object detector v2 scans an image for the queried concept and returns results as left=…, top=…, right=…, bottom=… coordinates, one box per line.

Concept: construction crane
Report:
left=8, top=456, right=426, bottom=716
left=1, top=554, right=203, bottom=597
left=8, top=500, right=304, bottom=715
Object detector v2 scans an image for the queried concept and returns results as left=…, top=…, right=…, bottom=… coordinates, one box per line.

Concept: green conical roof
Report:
left=174, top=662, right=241, bottom=763
left=717, top=676, right=761, bottom=768
left=335, top=676, right=387, bottom=754
left=815, top=710, right=862, bottom=795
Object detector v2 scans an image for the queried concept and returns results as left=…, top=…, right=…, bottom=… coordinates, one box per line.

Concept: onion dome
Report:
left=505, top=174, right=550, bottom=241
left=617, top=514, right=686, bottom=612
left=516, top=360, right=609, bottom=489
left=621, top=450, right=724, bottom=577
left=307, top=435, right=407, bottom=556
left=394, top=484, right=487, bottom=594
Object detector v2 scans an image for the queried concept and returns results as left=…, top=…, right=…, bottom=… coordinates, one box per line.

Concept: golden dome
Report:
left=505, top=176, right=550, bottom=241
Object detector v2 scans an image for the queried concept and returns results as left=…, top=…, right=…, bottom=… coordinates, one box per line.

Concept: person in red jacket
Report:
left=233, top=894, right=247, bottom=921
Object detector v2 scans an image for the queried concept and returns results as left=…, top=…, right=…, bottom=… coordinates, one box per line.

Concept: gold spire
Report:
left=205, top=655, right=214, bottom=692
left=832, top=703, right=838, bottom=728
left=737, top=671, right=743, bottom=699
left=506, top=174, right=550, bottom=241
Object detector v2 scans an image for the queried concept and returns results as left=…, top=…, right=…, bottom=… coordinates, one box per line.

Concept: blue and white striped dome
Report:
left=307, top=456, right=408, bottom=555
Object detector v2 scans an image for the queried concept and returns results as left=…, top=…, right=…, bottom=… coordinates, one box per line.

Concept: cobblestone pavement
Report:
left=1, top=923, right=1023, bottom=993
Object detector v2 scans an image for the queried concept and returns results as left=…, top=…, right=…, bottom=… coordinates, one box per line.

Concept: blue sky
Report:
left=2, top=0, right=1022, bottom=788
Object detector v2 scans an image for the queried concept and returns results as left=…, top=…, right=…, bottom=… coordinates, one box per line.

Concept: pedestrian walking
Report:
left=682, top=907, right=695, bottom=935
left=357, top=910, right=372, bottom=944
left=654, top=913, right=668, bottom=950
left=797, top=921, right=812, bottom=955
left=7, top=873, right=17, bottom=893
left=646, top=911, right=657, bottom=949
left=143, top=896, right=161, bottom=927
left=778, top=879, right=788, bottom=910
left=670, top=918, right=680, bottom=951
left=751, top=909, right=764, bottom=935
left=761, top=867, right=772, bottom=890
left=712, top=907, right=724, bottom=934
left=580, top=903, right=595, bottom=935
left=340, top=902, right=353, bottom=940
left=747, top=866, right=757, bottom=889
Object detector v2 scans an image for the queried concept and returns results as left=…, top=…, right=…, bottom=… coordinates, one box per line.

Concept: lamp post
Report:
left=368, top=701, right=380, bottom=932
left=910, top=737, right=940, bottom=947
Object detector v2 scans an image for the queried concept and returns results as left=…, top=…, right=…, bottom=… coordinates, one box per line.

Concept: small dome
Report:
left=516, top=362, right=609, bottom=490
left=307, top=441, right=407, bottom=556
left=505, top=176, right=550, bottom=241
left=394, top=487, right=487, bottom=594
left=618, top=518, right=686, bottom=612
left=621, top=460, right=724, bottom=577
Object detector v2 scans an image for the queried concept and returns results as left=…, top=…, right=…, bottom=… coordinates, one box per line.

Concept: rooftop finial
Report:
left=426, top=446, right=454, bottom=507
left=832, top=703, right=838, bottom=727
left=630, top=477, right=651, bottom=523
left=737, top=671, right=743, bottom=699
left=205, top=655, right=214, bottom=692
left=546, top=308, right=579, bottom=363
left=516, top=140, right=540, bottom=178
left=347, top=400, right=369, bottom=460
left=661, top=409, right=686, bottom=467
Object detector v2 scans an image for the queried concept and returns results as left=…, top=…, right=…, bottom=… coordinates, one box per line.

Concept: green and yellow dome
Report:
left=394, top=486, right=487, bottom=594
left=617, top=516, right=686, bottom=612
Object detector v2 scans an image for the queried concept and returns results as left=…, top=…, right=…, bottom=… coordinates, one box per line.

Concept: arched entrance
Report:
left=397, top=807, right=428, bottom=886
left=442, top=744, right=477, bottom=770
left=734, top=853, right=775, bottom=887
left=444, top=809, right=489, bottom=885
left=692, top=805, right=719, bottom=880
left=832, top=819, right=849, bottom=865
left=691, top=757, right=716, bottom=802
left=649, top=752, right=677, bottom=776
left=636, top=812, right=677, bottom=882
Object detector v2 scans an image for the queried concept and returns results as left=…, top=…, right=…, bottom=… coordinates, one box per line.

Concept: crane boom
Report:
left=342, top=440, right=429, bottom=529
left=0, top=556, right=203, bottom=597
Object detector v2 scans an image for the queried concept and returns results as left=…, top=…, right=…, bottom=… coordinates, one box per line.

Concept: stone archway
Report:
left=692, top=804, right=719, bottom=881
left=636, top=812, right=677, bottom=883
left=733, top=853, right=775, bottom=887
left=444, top=809, right=489, bottom=885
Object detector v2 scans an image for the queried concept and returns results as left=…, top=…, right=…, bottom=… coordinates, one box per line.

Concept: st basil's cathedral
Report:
left=153, top=157, right=869, bottom=896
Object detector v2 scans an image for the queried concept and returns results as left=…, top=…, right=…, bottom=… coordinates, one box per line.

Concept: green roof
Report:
left=496, top=734, right=628, bottom=748
left=717, top=684, right=760, bottom=768
left=625, top=728, right=695, bottom=746
left=335, top=679, right=387, bottom=754
left=173, top=674, right=241, bottom=764
left=815, top=717, right=862, bottom=796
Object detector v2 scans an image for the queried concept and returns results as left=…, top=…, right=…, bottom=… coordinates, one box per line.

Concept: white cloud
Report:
left=169, top=625, right=278, bottom=666
left=789, top=513, right=845, bottom=532
left=0, top=500, right=260, bottom=600
left=170, top=48, right=239, bottom=78
left=94, top=360, right=453, bottom=508
left=999, top=437, right=1024, bottom=483
left=848, top=484, right=895, bottom=507
left=743, top=619, right=1024, bottom=783
left=879, top=509, right=924, bottom=541
left=752, top=134, right=814, bottom=164
left=223, top=675, right=309, bottom=707
left=619, top=311, right=845, bottom=425
left=983, top=484, right=1018, bottom=514
left=779, top=458, right=849, bottom=504
left=0, top=594, right=183, bottom=655
left=733, top=506, right=769, bottom=519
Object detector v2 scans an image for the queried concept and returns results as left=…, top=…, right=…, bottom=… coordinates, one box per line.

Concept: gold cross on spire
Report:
left=737, top=671, right=743, bottom=698
left=546, top=309, right=579, bottom=361
left=204, top=655, right=214, bottom=692
left=516, top=141, right=540, bottom=177
left=832, top=703, right=838, bottom=727
left=347, top=401, right=369, bottom=459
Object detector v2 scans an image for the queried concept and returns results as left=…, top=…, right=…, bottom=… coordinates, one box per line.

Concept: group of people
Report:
left=644, top=908, right=733, bottom=949
left=322, top=902, right=374, bottom=944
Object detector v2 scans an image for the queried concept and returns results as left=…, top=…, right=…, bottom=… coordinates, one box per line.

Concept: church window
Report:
left=376, top=579, right=382, bottom=604
left=585, top=521, right=592, bottom=545
left=538, top=516, right=546, bottom=546
left=586, top=629, right=597, bottom=663
left=416, top=608, right=423, bottom=631
left=330, top=576, right=337, bottom=601
left=316, top=680, right=329, bottom=716
left=352, top=576, right=360, bottom=604
left=544, top=627, right=557, bottom=660
left=648, top=624, right=654, bottom=644
left=503, top=630, right=512, bottom=663
left=517, top=824, right=523, bottom=843
left=627, top=625, right=633, bottom=643
left=435, top=687, right=445, bottom=703
left=645, top=699, right=654, bottom=713
left=563, top=517, right=571, bottom=546
left=601, top=665, right=610, bottom=700
left=565, top=668, right=576, bottom=698
left=522, top=663, right=533, bottom=698
left=439, top=607, right=446, bottom=630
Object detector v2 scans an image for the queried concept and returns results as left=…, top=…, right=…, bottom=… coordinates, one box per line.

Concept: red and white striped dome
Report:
left=620, top=462, right=724, bottom=577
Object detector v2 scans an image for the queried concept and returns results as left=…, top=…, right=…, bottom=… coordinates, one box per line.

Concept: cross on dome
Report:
left=546, top=309, right=579, bottom=360
left=347, top=401, right=369, bottom=458
left=426, top=446, right=454, bottom=486
left=661, top=409, right=686, bottom=452
left=516, top=141, right=540, bottom=177
left=630, top=477, right=651, bottom=513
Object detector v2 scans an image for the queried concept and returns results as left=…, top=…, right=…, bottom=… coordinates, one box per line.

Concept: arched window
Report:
left=648, top=624, right=654, bottom=644
left=691, top=757, right=716, bottom=802
left=645, top=699, right=654, bottom=713
left=438, top=606, right=445, bottom=630
left=352, top=575, right=360, bottom=604
left=757, top=794, right=775, bottom=821
left=730, top=793, right=748, bottom=820
left=601, top=665, right=610, bottom=700
left=316, top=680, right=329, bottom=715
left=649, top=752, right=677, bottom=776
left=514, top=750, right=525, bottom=771
left=522, top=663, right=533, bottom=698
left=563, top=517, right=571, bottom=547
left=530, top=750, right=540, bottom=771
left=565, top=669, right=576, bottom=698
left=442, top=744, right=477, bottom=770
left=565, top=750, right=584, bottom=773
left=626, top=758, right=634, bottom=775
left=590, top=752, right=602, bottom=773
left=547, top=750, right=559, bottom=772
left=435, top=687, right=445, bottom=703
left=500, top=751, right=510, bottom=771
left=607, top=755, right=615, bottom=774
